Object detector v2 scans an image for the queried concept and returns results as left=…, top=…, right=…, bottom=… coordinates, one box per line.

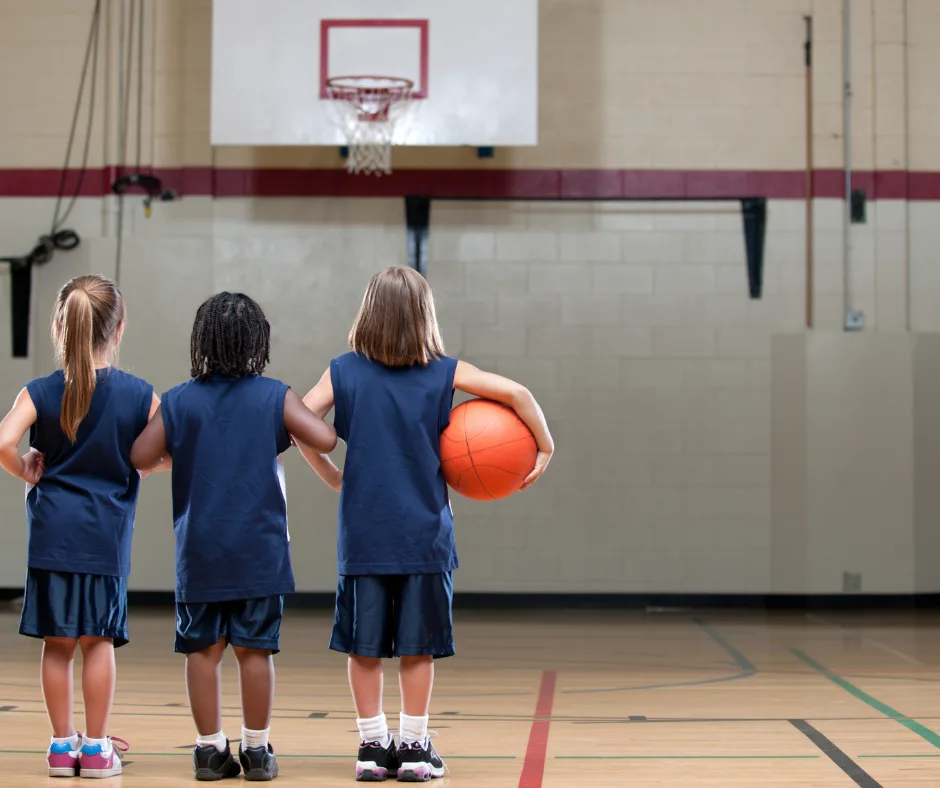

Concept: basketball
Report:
left=440, top=399, right=538, bottom=501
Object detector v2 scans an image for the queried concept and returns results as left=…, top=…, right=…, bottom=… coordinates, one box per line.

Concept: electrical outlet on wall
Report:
left=843, top=572, right=862, bottom=592
left=844, top=311, right=864, bottom=331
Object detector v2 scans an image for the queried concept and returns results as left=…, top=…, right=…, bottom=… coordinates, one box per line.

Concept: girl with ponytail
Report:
left=0, top=274, right=165, bottom=779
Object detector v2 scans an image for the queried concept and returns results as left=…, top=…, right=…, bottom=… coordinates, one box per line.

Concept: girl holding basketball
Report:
left=0, top=275, right=163, bottom=779
left=299, top=266, right=553, bottom=782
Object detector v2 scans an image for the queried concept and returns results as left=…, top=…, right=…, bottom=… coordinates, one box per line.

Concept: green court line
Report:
left=857, top=754, right=940, bottom=759
left=693, top=618, right=757, bottom=673
left=791, top=648, right=940, bottom=750
left=556, top=755, right=819, bottom=760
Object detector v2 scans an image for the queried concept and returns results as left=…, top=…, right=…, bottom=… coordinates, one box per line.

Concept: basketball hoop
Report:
left=325, top=76, right=415, bottom=176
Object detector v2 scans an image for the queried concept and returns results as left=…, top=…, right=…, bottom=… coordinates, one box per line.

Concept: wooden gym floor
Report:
left=1, top=608, right=940, bottom=786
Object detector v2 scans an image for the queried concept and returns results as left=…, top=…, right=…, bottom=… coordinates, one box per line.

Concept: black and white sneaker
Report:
left=396, top=736, right=446, bottom=782
left=193, top=741, right=241, bottom=781
left=238, top=743, right=279, bottom=781
left=355, top=739, right=399, bottom=782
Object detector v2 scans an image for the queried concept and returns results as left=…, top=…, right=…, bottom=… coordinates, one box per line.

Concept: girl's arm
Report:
left=140, top=392, right=171, bottom=475
left=283, top=388, right=337, bottom=456
left=298, top=368, right=343, bottom=492
left=453, top=360, right=554, bottom=488
left=131, top=405, right=168, bottom=471
left=0, top=388, right=43, bottom=483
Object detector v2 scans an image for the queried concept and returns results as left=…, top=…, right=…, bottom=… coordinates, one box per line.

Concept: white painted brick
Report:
left=764, top=231, right=804, bottom=266
left=622, top=295, right=707, bottom=326
left=495, top=294, right=562, bottom=325
left=716, top=327, right=770, bottom=358
left=495, top=231, right=558, bottom=262
left=683, top=421, right=770, bottom=454
left=682, top=360, right=749, bottom=389
left=529, top=264, right=592, bottom=295
left=435, top=295, right=497, bottom=326
left=652, top=209, right=720, bottom=231
left=705, top=295, right=750, bottom=325
left=622, top=423, right=683, bottom=454
left=454, top=231, right=497, bottom=261
left=592, top=265, right=654, bottom=294
left=747, top=359, right=771, bottom=389
left=527, top=326, right=592, bottom=357
left=626, top=487, right=688, bottom=520
left=592, top=204, right=656, bottom=232
left=650, top=454, right=714, bottom=485
left=874, top=201, right=908, bottom=231
left=466, top=263, right=529, bottom=295
left=588, top=453, right=653, bottom=487
left=714, top=265, right=750, bottom=295
left=709, top=390, right=769, bottom=422
left=590, top=327, right=653, bottom=357
left=683, top=233, right=745, bottom=265
left=652, top=327, right=716, bottom=358
left=709, top=455, right=770, bottom=486
left=559, top=232, right=621, bottom=262
left=561, top=295, right=621, bottom=326
left=495, top=359, right=559, bottom=393
left=463, top=327, right=527, bottom=358
left=621, top=359, right=685, bottom=389
left=621, top=232, right=685, bottom=264
left=767, top=200, right=806, bottom=231
left=655, top=265, right=715, bottom=295
left=686, top=488, right=769, bottom=519
left=558, top=359, right=622, bottom=391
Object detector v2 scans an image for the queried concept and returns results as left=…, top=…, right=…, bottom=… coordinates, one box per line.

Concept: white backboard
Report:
left=211, top=0, right=538, bottom=147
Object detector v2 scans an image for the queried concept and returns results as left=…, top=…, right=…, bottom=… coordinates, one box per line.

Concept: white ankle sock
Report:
left=51, top=732, right=81, bottom=749
left=82, top=736, right=111, bottom=754
left=399, top=713, right=429, bottom=745
left=357, top=713, right=390, bottom=747
left=242, top=727, right=270, bottom=750
left=196, top=730, right=227, bottom=753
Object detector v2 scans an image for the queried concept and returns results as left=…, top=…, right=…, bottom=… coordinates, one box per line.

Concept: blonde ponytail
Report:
left=60, top=288, right=96, bottom=441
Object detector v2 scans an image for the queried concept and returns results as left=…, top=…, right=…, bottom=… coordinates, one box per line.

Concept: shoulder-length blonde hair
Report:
left=348, top=266, right=445, bottom=367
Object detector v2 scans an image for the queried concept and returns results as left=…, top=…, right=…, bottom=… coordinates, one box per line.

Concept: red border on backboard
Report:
left=319, top=20, right=429, bottom=100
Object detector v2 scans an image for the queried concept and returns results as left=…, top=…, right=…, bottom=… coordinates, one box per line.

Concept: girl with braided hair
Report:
left=131, top=292, right=337, bottom=782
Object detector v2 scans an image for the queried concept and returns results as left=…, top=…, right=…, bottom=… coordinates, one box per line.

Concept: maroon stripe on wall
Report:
left=0, top=167, right=937, bottom=200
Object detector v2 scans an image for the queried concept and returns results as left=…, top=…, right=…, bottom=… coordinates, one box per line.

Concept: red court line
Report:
left=519, top=670, right=557, bottom=788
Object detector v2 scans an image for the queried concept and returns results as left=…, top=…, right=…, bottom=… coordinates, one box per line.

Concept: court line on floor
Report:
left=559, top=620, right=755, bottom=695
left=557, top=755, right=820, bottom=760
left=806, top=614, right=926, bottom=667
left=789, top=719, right=881, bottom=787
left=791, top=649, right=940, bottom=749
left=692, top=617, right=757, bottom=672
left=518, top=671, right=556, bottom=788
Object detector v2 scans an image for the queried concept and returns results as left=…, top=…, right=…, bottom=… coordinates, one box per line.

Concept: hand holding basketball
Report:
left=440, top=398, right=539, bottom=501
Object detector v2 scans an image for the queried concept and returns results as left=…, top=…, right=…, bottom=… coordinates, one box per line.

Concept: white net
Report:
left=326, top=76, right=415, bottom=176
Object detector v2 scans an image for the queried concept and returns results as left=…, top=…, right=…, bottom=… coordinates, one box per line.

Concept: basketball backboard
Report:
left=211, top=0, right=538, bottom=148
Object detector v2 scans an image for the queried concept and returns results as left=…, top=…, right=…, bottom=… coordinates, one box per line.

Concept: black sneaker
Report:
left=356, top=739, right=399, bottom=782
left=192, top=742, right=241, bottom=781
left=238, top=743, right=279, bottom=782
left=396, top=738, right=445, bottom=782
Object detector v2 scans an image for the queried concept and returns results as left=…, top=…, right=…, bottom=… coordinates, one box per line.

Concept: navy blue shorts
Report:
left=175, top=596, right=284, bottom=655
left=19, top=569, right=129, bottom=648
left=330, top=573, right=454, bottom=659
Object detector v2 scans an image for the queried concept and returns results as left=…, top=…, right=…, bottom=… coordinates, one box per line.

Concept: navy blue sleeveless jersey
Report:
left=331, top=352, right=459, bottom=575
left=161, top=375, right=294, bottom=603
left=25, top=368, right=153, bottom=578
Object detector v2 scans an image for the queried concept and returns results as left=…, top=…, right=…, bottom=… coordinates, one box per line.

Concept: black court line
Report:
left=790, top=720, right=882, bottom=787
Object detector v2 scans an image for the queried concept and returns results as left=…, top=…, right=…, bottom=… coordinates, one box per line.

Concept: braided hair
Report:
left=190, top=292, right=271, bottom=380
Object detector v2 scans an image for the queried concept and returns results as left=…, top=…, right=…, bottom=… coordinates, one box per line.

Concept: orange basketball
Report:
left=440, top=398, right=538, bottom=501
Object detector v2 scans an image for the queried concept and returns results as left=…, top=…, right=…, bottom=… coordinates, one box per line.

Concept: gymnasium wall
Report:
left=0, top=0, right=939, bottom=594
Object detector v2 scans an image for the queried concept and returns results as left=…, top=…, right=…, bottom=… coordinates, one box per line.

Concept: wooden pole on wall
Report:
left=804, top=15, right=814, bottom=329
